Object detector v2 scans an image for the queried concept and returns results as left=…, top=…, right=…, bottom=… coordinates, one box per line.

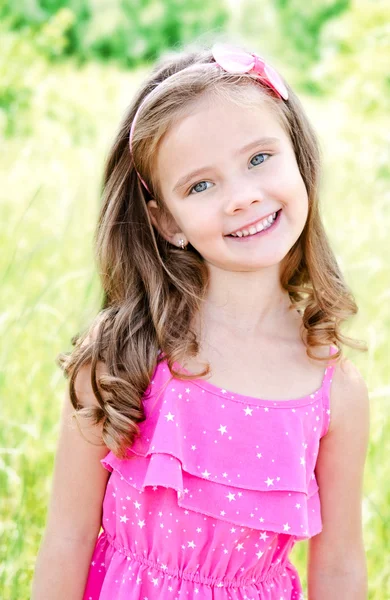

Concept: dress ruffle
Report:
left=102, top=450, right=321, bottom=540
left=100, top=356, right=334, bottom=541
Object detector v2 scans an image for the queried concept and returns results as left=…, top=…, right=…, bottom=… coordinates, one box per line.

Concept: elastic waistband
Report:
left=103, top=530, right=291, bottom=588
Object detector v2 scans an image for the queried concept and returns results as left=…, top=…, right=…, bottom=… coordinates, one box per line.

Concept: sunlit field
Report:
left=1, top=57, right=389, bottom=599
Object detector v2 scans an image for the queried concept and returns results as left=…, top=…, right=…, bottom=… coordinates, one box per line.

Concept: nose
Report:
left=223, top=176, right=264, bottom=215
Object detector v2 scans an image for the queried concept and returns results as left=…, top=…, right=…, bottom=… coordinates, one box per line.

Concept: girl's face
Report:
left=148, top=87, right=309, bottom=272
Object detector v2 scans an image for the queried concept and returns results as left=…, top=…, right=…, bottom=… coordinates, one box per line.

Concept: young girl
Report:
left=32, top=42, right=370, bottom=599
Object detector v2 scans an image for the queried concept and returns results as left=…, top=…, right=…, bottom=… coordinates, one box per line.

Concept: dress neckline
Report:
left=166, top=345, right=337, bottom=409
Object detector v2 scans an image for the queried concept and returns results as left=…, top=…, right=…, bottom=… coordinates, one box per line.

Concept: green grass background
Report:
left=1, top=3, right=389, bottom=598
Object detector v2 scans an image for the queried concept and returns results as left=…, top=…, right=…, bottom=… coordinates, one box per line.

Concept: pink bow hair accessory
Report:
left=211, top=43, right=289, bottom=101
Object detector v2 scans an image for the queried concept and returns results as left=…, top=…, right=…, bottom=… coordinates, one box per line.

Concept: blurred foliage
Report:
left=311, top=0, right=390, bottom=113
left=1, top=0, right=228, bottom=64
left=0, top=8, right=76, bottom=136
left=273, top=0, right=350, bottom=62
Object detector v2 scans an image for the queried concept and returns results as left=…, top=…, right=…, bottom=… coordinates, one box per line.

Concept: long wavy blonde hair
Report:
left=57, top=43, right=367, bottom=458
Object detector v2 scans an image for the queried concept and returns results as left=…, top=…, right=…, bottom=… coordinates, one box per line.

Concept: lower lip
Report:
left=225, top=210, right=282, bottom=242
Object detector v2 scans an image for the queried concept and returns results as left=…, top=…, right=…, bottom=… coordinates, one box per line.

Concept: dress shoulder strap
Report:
left=320, top=345, right=338, bottom=437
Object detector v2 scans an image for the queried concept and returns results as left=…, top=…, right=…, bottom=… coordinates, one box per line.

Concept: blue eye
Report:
left=189, top=181, right=213, bottom=195
left=188, top=153, right=271, bottom=195
left=250, top=152, right=270, bottom=167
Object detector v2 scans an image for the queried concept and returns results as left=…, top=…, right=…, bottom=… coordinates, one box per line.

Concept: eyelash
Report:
left=187, top=152, right=272, bottom=196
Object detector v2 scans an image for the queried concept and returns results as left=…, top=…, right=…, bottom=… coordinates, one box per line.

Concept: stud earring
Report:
left=172, top=234, right=187, bottom=250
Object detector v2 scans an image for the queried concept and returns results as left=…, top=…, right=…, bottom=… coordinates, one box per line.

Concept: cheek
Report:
left=277, top=164, right=308, bottom=207
left=295, top=176, right=309, bottom=214
left=180, top=204, right=220, bottom=237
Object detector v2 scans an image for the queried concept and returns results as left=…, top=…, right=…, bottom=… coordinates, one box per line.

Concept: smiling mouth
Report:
left=226, top=209, right=282, bottom=238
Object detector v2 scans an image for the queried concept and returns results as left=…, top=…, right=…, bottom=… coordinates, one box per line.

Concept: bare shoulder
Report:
left=328, top=354, right=370, bottom=435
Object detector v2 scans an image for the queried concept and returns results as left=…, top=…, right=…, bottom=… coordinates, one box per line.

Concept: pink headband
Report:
left=129, top=43, right=289, bottom=195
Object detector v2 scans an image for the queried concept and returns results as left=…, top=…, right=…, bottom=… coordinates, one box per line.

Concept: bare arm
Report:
left=31, top=355, right=111, bottom=600
left=308, top=357, right=370, bottom=599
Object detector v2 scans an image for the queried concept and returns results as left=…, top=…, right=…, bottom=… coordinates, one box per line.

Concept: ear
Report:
left=147, top=200, right=186, bottom=246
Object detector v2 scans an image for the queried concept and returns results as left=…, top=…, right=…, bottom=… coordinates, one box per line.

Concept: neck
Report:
left=195, top=262, right=298, bottom=341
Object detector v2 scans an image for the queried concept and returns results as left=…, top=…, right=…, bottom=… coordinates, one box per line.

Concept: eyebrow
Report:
left=172, top=136, right=281, bottom=193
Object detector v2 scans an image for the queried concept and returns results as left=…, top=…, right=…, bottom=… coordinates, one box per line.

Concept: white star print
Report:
left=236, top=543, right=244, bottom=551
left=226, top=492, right=236, bottom=502
left=283, top=523, right=291, bottom=531
left=187, top=540, right=196, bottom=548
left=218, top=425, right=228, bottom=435
left=164, top=412, right=175, bottom=421
left=119, top=515, right=129, bottom=523
left=260, top=532, right=269, bottom=541
left=243, top=406, right=253, bottom=416
left=137, top=519, right=145, bottom=529
left=300, top=457, right=306, bottom=466
left=134, top=501, right=141, bottom=509
left=201, top=469, right=211, bottom=478
left=265, top=477, right=274, bottom=487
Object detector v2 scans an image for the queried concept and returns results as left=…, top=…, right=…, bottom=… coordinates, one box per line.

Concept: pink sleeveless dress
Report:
left=83, top=346, right=337, bottom=599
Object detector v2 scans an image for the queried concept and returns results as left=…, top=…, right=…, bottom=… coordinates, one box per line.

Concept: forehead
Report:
left=155, top=86, right=289, bottom=188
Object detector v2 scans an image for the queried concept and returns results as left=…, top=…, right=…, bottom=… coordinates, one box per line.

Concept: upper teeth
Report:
left=230, top=212, right=277, bottom=237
